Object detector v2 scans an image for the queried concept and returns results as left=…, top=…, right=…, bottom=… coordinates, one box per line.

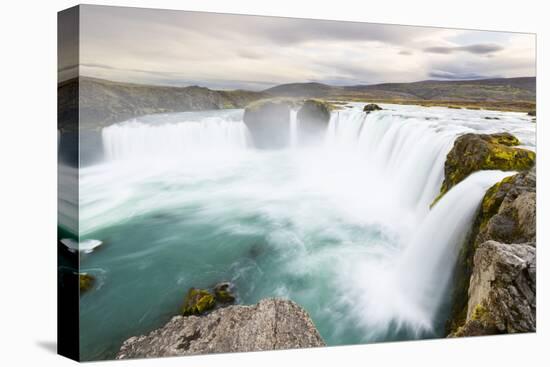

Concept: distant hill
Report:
left=59, top=77, right=268, bottom=130
left=265, top=77, right=536, bottom=102
left=59, top=76, right=535, bottom=131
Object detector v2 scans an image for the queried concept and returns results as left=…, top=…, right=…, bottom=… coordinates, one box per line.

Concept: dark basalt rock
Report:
left=363, top=103, right=382, bottom=113
left=213, top=282, right=236, bottom=304
left=117, top=298, right=325, bottom=359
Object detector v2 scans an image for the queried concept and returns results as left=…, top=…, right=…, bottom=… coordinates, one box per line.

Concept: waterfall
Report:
left=102, top=116, right=250, bottom=161
left=325, top=109, right=457, bottom=218
left=289, top=109, right=298, bottom=147
left=92, top=104, right=525, bottom=339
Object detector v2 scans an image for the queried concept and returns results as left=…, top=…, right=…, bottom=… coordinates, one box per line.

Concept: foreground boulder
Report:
left=296, top=99, right=331, bottom=144
left=447, top=167, right=536, bottom=336
left=243, top=99, right=293, bottom=149
left=117, top=298, right=325, bottom=359
left=363, top=103, right=382, bottom=113
left=432, top=133, right=535, bottom=206
left=450, top=240, right=535, bottom=337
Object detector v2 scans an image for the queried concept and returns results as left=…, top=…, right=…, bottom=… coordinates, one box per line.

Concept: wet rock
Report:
left=181, top=288, right=216, bottom=316
left=363, top=103, right=382, bottom=113
left=79, top=273, right=95, bottom=293
left=432, top=132, right=535, bottom=207
left=117, top=298, right=325, bottom=359
left=243, top=99, right=294, bottom=149
left=527, top=110, right=536, bottom=116
left=213, top=282, right=236, bottom=304
left=450, top=240, right=535, bottom=336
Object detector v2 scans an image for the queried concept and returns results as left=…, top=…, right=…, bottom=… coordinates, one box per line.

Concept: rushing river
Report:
left=58, top=103, right=535, bottom=360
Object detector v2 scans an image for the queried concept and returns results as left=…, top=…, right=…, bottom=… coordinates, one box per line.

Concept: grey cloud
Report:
left=424, top=43, right=504, bottom=54
left=399, top=50, right=413, bottom=55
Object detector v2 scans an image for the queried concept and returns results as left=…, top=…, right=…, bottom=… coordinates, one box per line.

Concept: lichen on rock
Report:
left=117, top=298, right=325, bottom=359
left=181, top=288, right=216, bottom=316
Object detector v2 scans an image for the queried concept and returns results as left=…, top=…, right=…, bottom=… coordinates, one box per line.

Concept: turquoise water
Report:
left=73, top=105, right=535, bottom=360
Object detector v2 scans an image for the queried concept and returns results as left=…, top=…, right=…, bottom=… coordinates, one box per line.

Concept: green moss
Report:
left=181, top=288, right=216, bottom=316
left=79, top=273, right=95, bottom=293
left=433, top=133, right=535, bottom=207
left=471, top=303, right=488, bottom=322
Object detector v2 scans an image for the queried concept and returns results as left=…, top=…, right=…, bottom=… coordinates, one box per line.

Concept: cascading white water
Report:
left=102, top=115, right=250, bottom=161
left=290, top=109, right=298, bottom=147
left=78, top=103, right=533, bottom=358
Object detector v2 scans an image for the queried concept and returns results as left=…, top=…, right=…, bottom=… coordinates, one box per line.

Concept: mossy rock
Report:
left=431, top=133, right=535, bottom=207
left=363, top=103, right=382, bottom=113
left=79, top=273, right=95, bottom=293
left=214, top=282, right=236, bottom=304
left=181, top=288, right=216, bottom=316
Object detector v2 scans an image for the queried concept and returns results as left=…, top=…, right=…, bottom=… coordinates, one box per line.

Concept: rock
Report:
left=243, top=99, right=294, bottom=149
left=296, top=99, right=331, bottom=144
left=181, top=288, right=216, bottom=316
left=450, top=240, right=535, bottom=337
left=527, top=110, right=536, bottom=116
left=484, top=116, right=500, bottom=120
left=446, top=167, right=536, bottom=335
left=213, top=282, right=236, bottom=304
left=117, top=298, right=325, bottom=359
left=476, top=167, right=536, bottom=245
left=363, top=103, right=382, bottom=113
left=432, top=133, right=535, bottom=207
left=79, top=273, right=95, bottom=293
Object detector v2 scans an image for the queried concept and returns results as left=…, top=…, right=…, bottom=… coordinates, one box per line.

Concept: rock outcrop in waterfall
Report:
left=116, top=298, right=325, bottom=359
left=243, top=99, right=295, bottom=149
left=296, top=99, right=331, bottom=144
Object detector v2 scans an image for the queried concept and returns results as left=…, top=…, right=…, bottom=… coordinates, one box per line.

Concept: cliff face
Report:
left=447, top=166, right=536, bottom=336
left=116, top=298, right=325, bottom=359
left=59, top=77, right=267, bottom=131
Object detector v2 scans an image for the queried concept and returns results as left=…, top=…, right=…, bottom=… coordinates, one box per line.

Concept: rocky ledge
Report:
left=447, top=166, right=536, bottom=336
left=117, top=298, right=325, bottom=359
left=432, top=132, right=535, bottom=207
left=451, top=240, right=535, bottom=337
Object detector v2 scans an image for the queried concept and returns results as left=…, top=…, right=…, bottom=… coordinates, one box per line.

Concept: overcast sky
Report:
left=66, top=5, right=535, bottom=90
